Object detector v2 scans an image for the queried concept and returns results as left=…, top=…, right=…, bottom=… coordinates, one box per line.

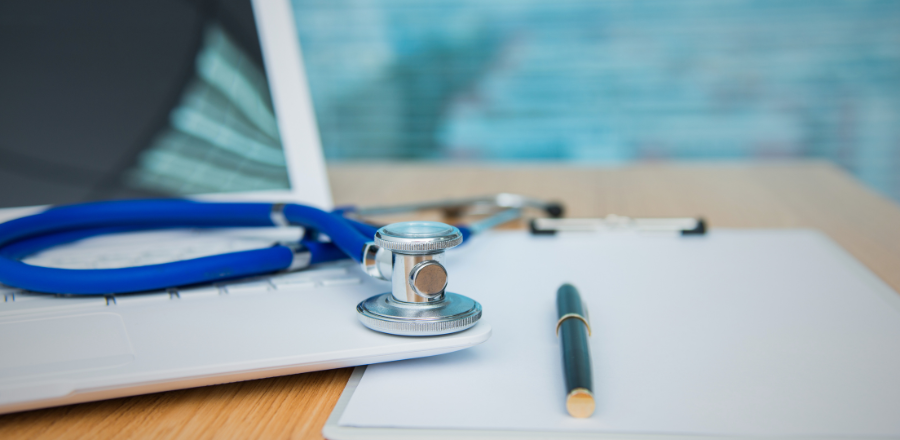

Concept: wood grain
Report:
left=1, top=161, right=898, bottom=439
left=0, top=369, right=352, bottom=440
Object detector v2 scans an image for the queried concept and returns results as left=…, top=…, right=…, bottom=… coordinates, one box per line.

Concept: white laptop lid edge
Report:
left=250, top=0, right=333, bottom=210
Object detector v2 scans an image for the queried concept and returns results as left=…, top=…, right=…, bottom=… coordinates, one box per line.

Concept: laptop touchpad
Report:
left=0, top=313, right=134, bottom=377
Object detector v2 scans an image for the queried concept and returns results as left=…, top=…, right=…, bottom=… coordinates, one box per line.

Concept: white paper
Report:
left=339, top=229, right=900, bottom=437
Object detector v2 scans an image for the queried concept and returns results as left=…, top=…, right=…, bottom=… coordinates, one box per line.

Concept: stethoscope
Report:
left=0, top=195, right=562, bottom=336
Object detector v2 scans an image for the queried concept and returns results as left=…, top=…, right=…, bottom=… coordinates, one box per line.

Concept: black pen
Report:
left=556, top=283, right=595, bottom=418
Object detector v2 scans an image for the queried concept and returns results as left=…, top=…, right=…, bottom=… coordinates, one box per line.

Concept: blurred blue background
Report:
left=291, top=0, right=900, bottom=202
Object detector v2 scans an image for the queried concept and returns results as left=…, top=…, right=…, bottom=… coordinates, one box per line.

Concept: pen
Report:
left=556, top=283, right=595, bottom=418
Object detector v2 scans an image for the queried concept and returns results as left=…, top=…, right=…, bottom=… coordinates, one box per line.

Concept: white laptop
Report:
left=0, top=0, right=490, bottom=414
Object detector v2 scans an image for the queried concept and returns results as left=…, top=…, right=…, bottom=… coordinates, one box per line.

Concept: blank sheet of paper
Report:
left=338, top=230, right=900, bottom=438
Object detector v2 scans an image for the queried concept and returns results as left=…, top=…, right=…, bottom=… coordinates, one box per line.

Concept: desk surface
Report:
left=2, top=161, right=899, bottom=440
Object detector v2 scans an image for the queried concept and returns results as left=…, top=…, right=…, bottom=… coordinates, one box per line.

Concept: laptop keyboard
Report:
left=0, top=228, right=364, bottom=318
left=20, top=227, right=307, bottom=270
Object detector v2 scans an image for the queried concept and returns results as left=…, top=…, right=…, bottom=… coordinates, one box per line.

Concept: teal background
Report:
left=291, top=0, right=900, bottom=202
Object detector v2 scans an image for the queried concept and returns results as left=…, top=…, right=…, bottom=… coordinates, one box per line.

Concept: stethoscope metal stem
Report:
left=356, top=221, right=482, bottom=336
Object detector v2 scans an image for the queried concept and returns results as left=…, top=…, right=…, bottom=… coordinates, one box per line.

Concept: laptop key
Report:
left=270, top=279, right=316, bottom=290
left=0, top=295, right=107, bottom=317
left=320, top=277, right=362, bottom=287
left=114, top=292, right=172, bottom=306
left=177, top=286, right=221, bottom=300
left=224, top=282, right=271, bottom=295
left=11, top=292, right=52, bottom=302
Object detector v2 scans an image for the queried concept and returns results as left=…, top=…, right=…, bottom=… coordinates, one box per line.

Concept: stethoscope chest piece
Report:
left=357, top=292, right=481, bottom=336
left=356, top=221, right=482, bottom=336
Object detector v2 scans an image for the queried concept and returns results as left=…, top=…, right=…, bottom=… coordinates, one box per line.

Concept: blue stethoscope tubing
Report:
left=0, top=199, right=455, bottom=295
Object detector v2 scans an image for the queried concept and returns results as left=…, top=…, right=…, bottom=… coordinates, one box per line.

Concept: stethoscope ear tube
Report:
left=0, top=247, right=296, bottom=295
left=281, top=204, right=371, bottom=260
left=0, top=200, right=374, bottom=295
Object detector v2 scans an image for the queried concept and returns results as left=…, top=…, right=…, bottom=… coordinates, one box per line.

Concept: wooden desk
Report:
left=2, top=161, right=899, bottom=439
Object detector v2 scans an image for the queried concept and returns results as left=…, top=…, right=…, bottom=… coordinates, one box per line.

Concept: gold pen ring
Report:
left=556, top=313, right=591, bottom=337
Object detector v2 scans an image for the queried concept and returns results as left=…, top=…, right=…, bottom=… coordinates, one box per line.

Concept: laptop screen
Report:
left=0, top=0, right=290, bottom=208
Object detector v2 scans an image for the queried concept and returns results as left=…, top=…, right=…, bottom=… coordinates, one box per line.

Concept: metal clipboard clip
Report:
left=530, top=215, right=706, bottom=235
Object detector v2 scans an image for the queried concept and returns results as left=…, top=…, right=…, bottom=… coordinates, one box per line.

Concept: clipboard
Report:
left=324, top=229, right=900, bottom=440
left=324, top=366, right=619, bottom=440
